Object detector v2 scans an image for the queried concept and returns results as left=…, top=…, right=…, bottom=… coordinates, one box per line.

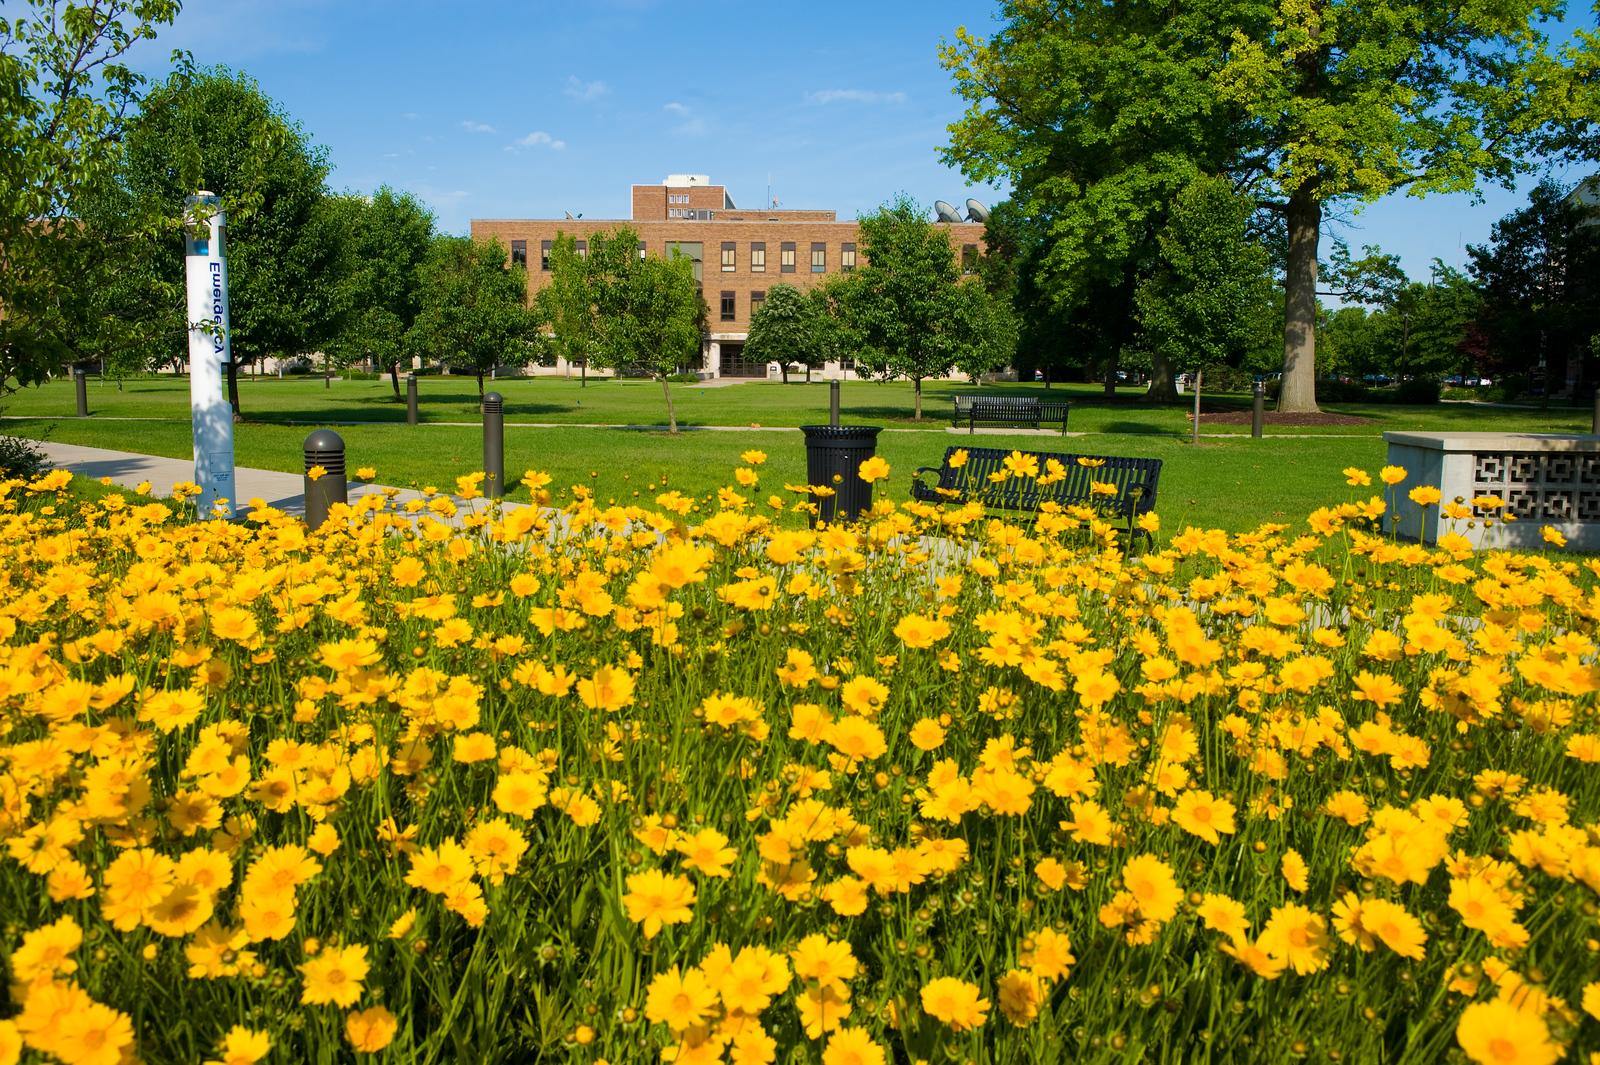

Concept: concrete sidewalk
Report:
left=34, top=441, right=537, bottom=523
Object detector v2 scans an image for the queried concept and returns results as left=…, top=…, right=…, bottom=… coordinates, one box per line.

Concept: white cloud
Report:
left=805, top=89, right=908, bottom=105
left=510, top=130, right=567, bottom=150
left=564, top=76, right=609, bottom=102
left=461, top=120, right=496, bottom=134
left=400, top=111, right=419, bottom=121
left=662, top=101, right=705, bottom=136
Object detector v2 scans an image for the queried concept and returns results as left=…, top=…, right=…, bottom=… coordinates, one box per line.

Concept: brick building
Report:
left=470, top=175, right=988, bottom=379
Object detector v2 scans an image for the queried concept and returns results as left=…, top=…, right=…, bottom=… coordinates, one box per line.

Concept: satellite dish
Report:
left=966, top=199, right=990, bottom=223
left=934, top=200, right=962, bottom=223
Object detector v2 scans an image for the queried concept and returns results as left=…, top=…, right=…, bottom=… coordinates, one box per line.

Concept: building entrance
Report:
left=719, top=343, right=768, bottom=378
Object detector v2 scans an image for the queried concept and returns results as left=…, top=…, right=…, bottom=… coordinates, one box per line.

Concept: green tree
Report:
left=1135, top=175, right=1277, bottom=401
left=324, top=187, right=435, bottom=394
left=534, top=233, right=597, bottom=386
left=408, top=236, right=536, bottom=395
left=942, top=1, right=1595, bottom=412
left=0, top=0, right=181, bottom=389
left=1468, top=179, right=1600, bottom=394
left=841, top=196, right=995, bottom=418
left=541, top=226, right=705, bottom=431
left=109, top=67, right=340, bottom=416
left=745, top=284, right=834, bottom=384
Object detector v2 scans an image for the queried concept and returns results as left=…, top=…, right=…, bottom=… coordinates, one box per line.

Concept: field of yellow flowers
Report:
left=2, top=454, right=1598, bottom=1065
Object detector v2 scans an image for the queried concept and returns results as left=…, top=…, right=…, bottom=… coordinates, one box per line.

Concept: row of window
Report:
left=511, top=238, right=981, bottom=276
left=717, top=241, right=856, bottom=275
left=719, top=289, right=769, bottom=321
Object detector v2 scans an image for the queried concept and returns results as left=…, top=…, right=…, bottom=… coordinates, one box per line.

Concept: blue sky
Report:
left=131, top=0, right=1596, bottom=287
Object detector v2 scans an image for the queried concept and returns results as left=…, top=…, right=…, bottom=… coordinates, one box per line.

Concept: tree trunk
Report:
left=1043, top=364, right=1050, bottom=389
left=805, top=364, right=812, bottom=383
left=1280, top=186, right=1322, bottom=412
left=476, top=371, right=484, bottom=396
left=660, top=375, right=678, bottom=433
left=780, top=362, right=789, bottom=384
left=1146, top=350, right=1178, bottom=403
left=914, top=376, right=923, bottom=419
left=1104, top=361, right=1117, bottom=397
left=1191, top=367, right=1202, bottom=446
left=390, top=362, right=401, bottom=397
left=581, top=358, right=587, bottom=388
left=227, top=360, right=242, bottom=420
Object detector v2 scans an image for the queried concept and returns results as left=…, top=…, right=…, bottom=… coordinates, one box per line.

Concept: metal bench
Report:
left=952, top=394, right=1070, bottom=434
left=912, top=446, right=1160, bottom=533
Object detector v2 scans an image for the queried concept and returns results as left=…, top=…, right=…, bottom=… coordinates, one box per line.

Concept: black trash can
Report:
left=800, top=425, right=882, bottom=525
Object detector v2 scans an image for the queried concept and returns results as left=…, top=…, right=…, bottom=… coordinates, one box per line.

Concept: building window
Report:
left=750, top=242, right=766, bottom=272
left=576, top=240, right=588, bottom=258
left=841, top=243, right=856, bottom=272
left=810, top=242, right=826, bottom=273
left=720, top=291, right=736, bottom=321
left=667, top=241, right=704, bottom=282
left=638, top=241, right=647, bottom=260
left=540, top=240, right=552, bottom=271
left=962, top=244, right=979, bottom=274
left=510, top=240, right=527, bottom=269
left=780, top=242, right=796, bottom=273
left=721, top=241, right=736, bottom=272
left=751, top=290, right=765, bottom=315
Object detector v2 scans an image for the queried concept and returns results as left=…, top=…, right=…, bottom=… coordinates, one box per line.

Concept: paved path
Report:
left=34, top=442, right=537, bottom=524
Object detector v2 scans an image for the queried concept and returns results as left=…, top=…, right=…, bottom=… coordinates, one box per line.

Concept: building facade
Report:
left=470, top=175, right=988, bottom=379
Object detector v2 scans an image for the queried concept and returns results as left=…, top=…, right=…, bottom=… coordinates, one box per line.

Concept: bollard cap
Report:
left=303, top=429, right=346, bottom=472
left=483, top=392, right=504, bottom=413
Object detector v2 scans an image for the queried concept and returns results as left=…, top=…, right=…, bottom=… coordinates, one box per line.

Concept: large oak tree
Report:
left=941, top=0, right=1594, bottom=411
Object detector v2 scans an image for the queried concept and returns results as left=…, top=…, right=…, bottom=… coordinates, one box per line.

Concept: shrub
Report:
left=0, top=432, right=49, bottom=479
left=1395, top=377, right=1442, bottom=404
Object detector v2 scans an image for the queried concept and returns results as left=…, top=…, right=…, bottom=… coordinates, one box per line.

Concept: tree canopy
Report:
left=838, top=196, right=1007, bottom=417
left=109, top=67, right=339, bottom=415
left=408, top=236, right=535, bottom=394
left=941, top=0, right=1597, bottom=411
left=324, top=187, right=436, bottom=392
left=0, top=0, right=182, bottom=389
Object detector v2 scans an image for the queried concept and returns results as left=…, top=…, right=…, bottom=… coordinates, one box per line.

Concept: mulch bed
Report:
left=1193, top=410, right=1374, bottom=427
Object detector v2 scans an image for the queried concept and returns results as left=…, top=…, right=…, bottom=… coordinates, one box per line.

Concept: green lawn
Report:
left=4, top=373, right=1591, bottom=435
left=7, top=373, right=1584, bottom=532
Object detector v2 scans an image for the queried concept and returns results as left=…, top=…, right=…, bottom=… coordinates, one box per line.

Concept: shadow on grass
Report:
left=1101, top=421, right=1184, bottom=436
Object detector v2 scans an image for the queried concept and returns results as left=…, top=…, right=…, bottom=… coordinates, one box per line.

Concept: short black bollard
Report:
left=801, top=424, right=882, bottom=526
left=74, top=369, right=88, bottom=418
left=829, top=380, right=841, bottom=427
left=1252, top=379, right=1265, bottom=439
left=303, top=429, right=348, bottom=530
left=483, top=391, right=504, bottom=499
left=406, top=373, right=419, bottom=425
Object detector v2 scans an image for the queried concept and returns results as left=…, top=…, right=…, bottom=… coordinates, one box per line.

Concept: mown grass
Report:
left=4, top=414, right=1380, bottom=533
left=4, top=374, right=1592, bottom=436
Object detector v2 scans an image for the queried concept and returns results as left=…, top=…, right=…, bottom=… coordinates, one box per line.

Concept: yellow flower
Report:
left=1172, top=790, right=1237, bottom=845
left=1380, top=464, right=1407, bottom=485
left=1120, top=854, right=1182, bottom=923
left=920, top=976, right=990, bottom=1031
left=1541, top=525, right=1567, bottom=548
left=1455, top=999, right=1560, bottom=1065
left=354, top=466, right=376, bottom=480
left=300, top=944, right=370, bottom=1007
left=306, top=465, right=327, bottom=481
left=856, top=456, right=891, bottom=483
left=821, top=1028, right=883, bottom=1065
left=1343, top=466, right=1372, bottom=486
left=204, top=1025, right=270, bottom=1065
left=622, top=869, right=697, bottom=939
left=1408, top=485, right=1442, bottom=506
left=345, top=1006, right=398, bottom=1053
left=646, top=965, right=718, bottom=1033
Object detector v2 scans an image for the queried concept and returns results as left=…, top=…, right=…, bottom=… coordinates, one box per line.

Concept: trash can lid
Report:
left=799, top=425, right=883, bottom=439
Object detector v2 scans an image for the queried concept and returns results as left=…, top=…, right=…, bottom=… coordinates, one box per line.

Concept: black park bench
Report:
left=912, top=446, right=1161, bottom=534
left=951, top=394, right=1071, bottom=434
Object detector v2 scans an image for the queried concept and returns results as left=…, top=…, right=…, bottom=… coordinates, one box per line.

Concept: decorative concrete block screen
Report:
left=1383, top=431, right=1600, bottom=551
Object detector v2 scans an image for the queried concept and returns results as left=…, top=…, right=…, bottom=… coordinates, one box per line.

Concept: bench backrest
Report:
left=936, top=447, right=1161, bottom=513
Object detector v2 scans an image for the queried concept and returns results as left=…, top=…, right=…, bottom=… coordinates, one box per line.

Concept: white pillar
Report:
left=706, top=341, right=722, bottom=379
left=184, top=192, right=236, bottom=519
